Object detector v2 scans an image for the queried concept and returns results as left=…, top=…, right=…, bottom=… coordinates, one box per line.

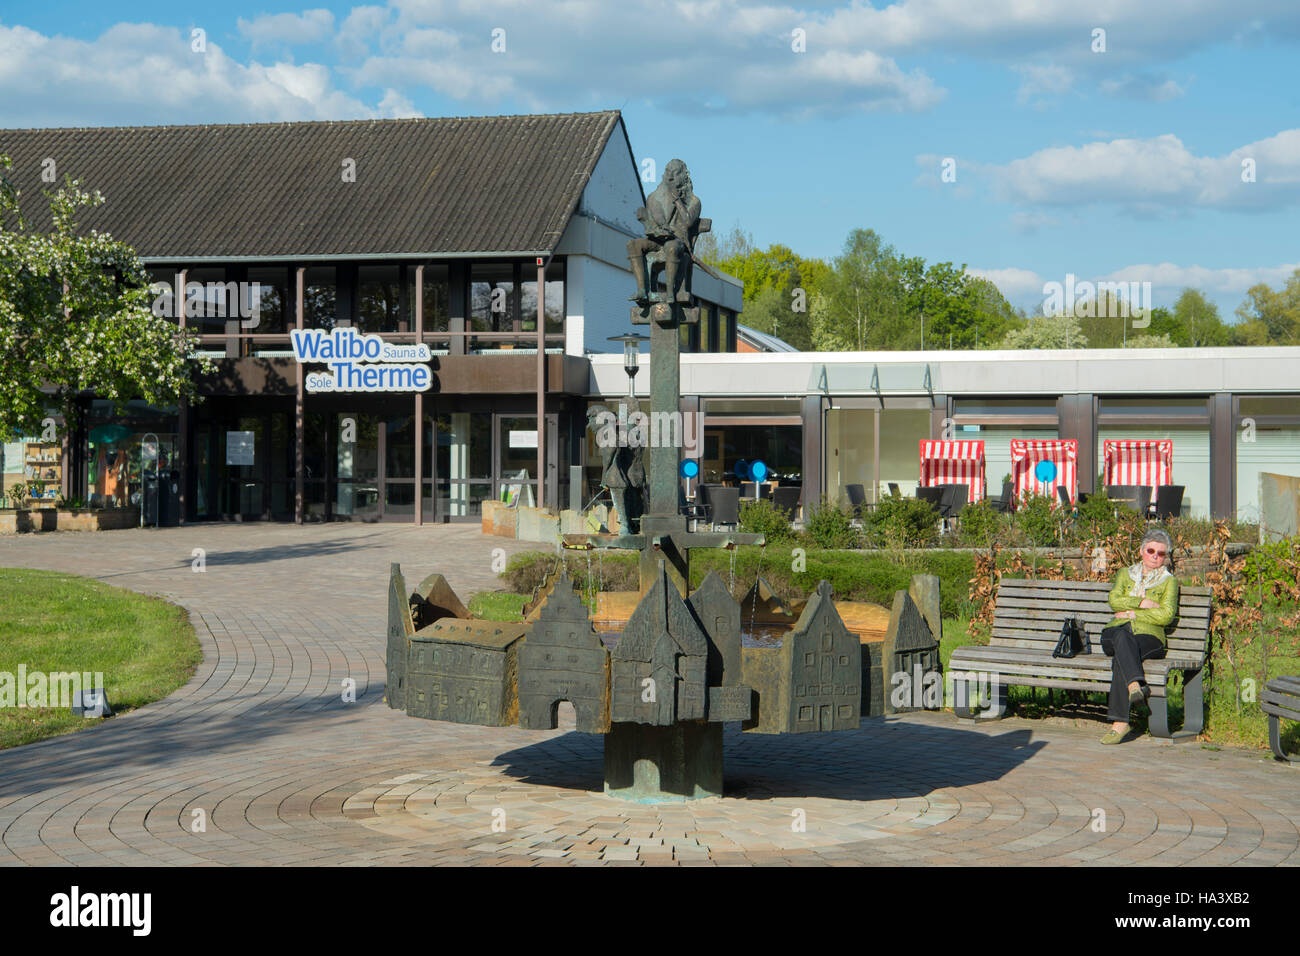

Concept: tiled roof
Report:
left=0, top=111, right=627, bottom=259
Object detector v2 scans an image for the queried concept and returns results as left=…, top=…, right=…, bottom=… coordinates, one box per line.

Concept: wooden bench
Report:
left=1262, top=676, right=1300, bottom=763
left=949, top=578, right=1212, bottom=739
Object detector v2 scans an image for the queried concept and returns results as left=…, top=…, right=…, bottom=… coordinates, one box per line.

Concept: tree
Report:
left=1234, top=270, right=1300, bottom=346
left=998, top=314, right=1088, bottom=349
left=0, top=155, right=212, bottom=443
left=1170, top=288, right=1232, bottom=347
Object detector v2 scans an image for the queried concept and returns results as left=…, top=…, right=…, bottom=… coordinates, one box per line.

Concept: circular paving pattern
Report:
left=0, top=524, right=1297, bottom=867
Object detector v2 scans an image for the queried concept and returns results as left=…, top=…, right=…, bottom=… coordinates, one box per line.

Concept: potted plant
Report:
left=2, top=482, right=31, bottom=532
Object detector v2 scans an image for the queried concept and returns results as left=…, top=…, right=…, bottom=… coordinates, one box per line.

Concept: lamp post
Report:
left=608, top=332, right=649, bottom=400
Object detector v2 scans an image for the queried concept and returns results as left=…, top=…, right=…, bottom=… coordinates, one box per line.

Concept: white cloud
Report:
left=237, top=10, right=336, bottom=49
left=967, top=267, right=1045, bottom=301
left=0, top=23, right=389, bottom=126
left=1014, top=63, right=1074, bottom=105
left=991, top=130, right=1300, bottom=211
left=1100, top=73, right=1187, bottom=102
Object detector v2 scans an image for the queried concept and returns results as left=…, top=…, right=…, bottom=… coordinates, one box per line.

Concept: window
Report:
left=357, top=265, right=403, bottom=333
left=246, top=267, right=287, bottom=334
left=304, top=267, right=337, bottom=329
left=418, top=264, right=450, bottom=333
left=470, top=264, right=515, bottom=333
left=519, top=261, right=564, bottom=334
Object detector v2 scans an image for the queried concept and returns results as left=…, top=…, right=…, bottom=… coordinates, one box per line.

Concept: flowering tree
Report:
left=0, top=154, right=212, bottom=442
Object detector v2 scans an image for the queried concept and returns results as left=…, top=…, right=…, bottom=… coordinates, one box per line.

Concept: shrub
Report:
left=738, top=497, right=796, bottom=542
left=500, top=550, right=638, bottom=595
left=800, top=497, right=861, bottom=549
left=1014, top=491, right=1060, bottom=546
left=955, top=497, right=1002, bottom=548
left=863, top=493, right=939, bottom=548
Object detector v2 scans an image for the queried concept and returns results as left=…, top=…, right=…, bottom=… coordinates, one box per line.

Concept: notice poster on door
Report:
left=508, top=430, right=538, bottom=449
left=226, top=431, right=255, bottom=466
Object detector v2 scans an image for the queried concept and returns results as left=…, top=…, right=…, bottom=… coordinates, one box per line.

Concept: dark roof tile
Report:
left=0, top=111, right=625, bottom=259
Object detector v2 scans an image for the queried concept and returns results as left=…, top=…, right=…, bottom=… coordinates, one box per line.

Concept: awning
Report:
left=918, top=440, right=985, bottom=503
left=1010, top=439, right=1078, bottom=506
left=1103, top=439, right=1173, bottom=494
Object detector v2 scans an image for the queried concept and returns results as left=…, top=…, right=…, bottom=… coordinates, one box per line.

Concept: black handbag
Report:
left=1052, top=617, right=1089, bottom=658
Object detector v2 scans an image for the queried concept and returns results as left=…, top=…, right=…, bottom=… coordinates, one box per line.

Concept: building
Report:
left=0, top=111, right=741, bottom=523
left=3, top=111, right=1297, bottom=523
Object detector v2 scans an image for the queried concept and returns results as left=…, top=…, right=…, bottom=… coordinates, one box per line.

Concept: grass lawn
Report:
left=0, top=568, right=202, bottom=749
left=467, top=591, right=528, bottom=622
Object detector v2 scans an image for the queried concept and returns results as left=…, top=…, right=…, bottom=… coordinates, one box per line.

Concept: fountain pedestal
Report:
left=603, top=721, right=724, bottom=802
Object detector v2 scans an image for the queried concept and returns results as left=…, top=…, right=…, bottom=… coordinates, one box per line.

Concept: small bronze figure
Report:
left=586, top=402, right=645, bottom=534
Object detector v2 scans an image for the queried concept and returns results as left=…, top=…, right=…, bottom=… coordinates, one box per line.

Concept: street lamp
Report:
left=608, top=332, right=649, bottom=400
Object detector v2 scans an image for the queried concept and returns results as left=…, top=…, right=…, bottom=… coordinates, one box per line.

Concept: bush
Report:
left=1014, top=491, right=1060, bottom=546
left=954, top=497, right=1002, bottom=548
left=863, top=493, right=939, bottom=548
left=500, top=550, right=638, bottom=595
left=738, top=497, right=796, bottom=542
left=801, top=497, right=861, bottom=549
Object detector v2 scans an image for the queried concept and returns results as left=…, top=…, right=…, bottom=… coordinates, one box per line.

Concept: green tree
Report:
left=1170, top=288, right=1232, bottom=347
left=1234, top=270, right=1300, bottom=345
left=998, top=314, right=1088, bottom=349
left=0, top=155, right=212, bottom=441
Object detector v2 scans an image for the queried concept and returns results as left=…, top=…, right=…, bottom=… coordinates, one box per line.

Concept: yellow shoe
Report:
left=1100, top=728, right=1126, bottom=745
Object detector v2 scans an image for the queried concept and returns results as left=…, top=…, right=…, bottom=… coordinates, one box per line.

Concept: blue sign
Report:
left=750, top=460, right=768, bottom=482
left=734, top=459, right=750, bottom=481
left=680, top=460, right=699, bottom=479
left=1034, top=459, right=1057, bottom=483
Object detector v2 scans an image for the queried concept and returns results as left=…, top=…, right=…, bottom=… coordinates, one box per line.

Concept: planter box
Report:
left=55, top=507, right=140, bottom=531
left=0, top=509, right=35, bottom=533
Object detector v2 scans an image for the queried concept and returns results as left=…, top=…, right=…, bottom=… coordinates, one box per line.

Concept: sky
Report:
left=2, top=1, right=1299, bottom=318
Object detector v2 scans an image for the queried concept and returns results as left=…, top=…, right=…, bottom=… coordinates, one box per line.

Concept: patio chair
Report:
left=1056, top=486, right=1073, bottom=512
left=845, top=483, right=867, bottom=518
left=916, top=487, right=944, bottom=511
left=1154, top=485, right=1184, bottom=520
left=708, top=486, right=741, bottom=531
left=888, top=482, right=901, bottom=497
left=772, top=485, right=802, bottom=521
left=940, top=483, right=969, bottom=534
left=991, top=480, right=1014, bottom=514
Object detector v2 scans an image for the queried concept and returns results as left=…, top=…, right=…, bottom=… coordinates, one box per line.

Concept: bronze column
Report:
left=414, top=264, right=424, bottom=526
left=294, top=267, right=305, bottom=524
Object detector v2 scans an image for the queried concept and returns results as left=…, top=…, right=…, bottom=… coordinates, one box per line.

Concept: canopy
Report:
left=1010, top=439, right=1078, bottom=506
left=918, top=440, right=985, bottom=503
left=1103, top=439, right=1173, bottom=494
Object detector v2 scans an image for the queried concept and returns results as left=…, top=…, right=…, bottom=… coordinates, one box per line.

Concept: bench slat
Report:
left=1004, top=578, right=1212, bottom=598
left=991, top=623, right=1210, bottom=643
left=1260, top=698, right=1300, bottom=723
left=994, top=597, right=1210, bottom=619
left=987, top=636, right=1207, bottom=657
left=998, top=586, right=1212, bottom=607
left=989, top=627, right=1208, bottom=649
left=1264, top=676, right=1300, bottom=696
left=948, top=653, right=1192, bottom=685
left=962, top=645, right=1204, bottom=669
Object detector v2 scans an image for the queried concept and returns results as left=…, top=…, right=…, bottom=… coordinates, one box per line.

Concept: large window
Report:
left=418, top=264, right=450, bottom=333
left=519, top=261, right=564, bottom=334
left=1236, top=395, right=1300, bottom=523
left=357, top=265, right=404, bottom=333
left=246, top=267, right=288, bottom=334
left=470, top=264, right=515, bottom=335
left=703, top=399, right=802, bottom=485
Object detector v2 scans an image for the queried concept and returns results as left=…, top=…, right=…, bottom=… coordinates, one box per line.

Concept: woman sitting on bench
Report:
left=1099, top=529, right=1180, bottom=745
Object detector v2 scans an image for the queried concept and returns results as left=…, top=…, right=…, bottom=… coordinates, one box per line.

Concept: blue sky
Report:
left=3, top=1, right=1299, bottom=317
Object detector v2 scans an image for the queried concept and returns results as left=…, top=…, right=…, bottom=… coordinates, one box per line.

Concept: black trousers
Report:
left=1100, top=623, right=1166, bottom=721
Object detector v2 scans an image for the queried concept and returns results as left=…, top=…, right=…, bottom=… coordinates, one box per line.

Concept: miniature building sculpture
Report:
left=610, top=563, right=708, bottom=725
left=408, top=619, right=527, bottom=727
left=518, top=573, right=611, bottom=733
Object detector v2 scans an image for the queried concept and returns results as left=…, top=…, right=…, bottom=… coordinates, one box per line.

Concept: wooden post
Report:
left=414, top=264, right=424, bottom=526
left=536, top=257, right=546, bottom=511
left=295, top=266, right=305, bottom=524
left=176, top=269, right=188, bottom=523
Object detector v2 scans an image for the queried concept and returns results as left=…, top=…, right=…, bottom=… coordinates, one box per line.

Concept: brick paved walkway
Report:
left=1, top=524, right=1297, bottom=866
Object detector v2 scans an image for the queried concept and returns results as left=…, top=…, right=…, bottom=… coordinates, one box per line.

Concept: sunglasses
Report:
left=1143, top=546, right=1168, bottom=557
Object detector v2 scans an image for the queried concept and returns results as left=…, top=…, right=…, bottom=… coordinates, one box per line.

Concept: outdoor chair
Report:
left=916, top=487, right=944, bottom=511
left=707, top=486, right=741, bottom=531
left=740, top=481, right=770, bottom=501
left=845, top=483, right=867, bottom=518
left=1108, top=485, right=1151, bottom=517
left=990, top=480, right=1014, bottom=514
left=939, top=483, right=969, bottom=534
left=772, top=485, right=802, bottom=522
left=1056, top=486, right=1073, bottom=512
left=1154, top=485, right=1184, bottom=520
left=888, top=482, right=901, bottom=497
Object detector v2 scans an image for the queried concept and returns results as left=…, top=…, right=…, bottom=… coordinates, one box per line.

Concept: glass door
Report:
left=497, top=415, right=538, bottom=507
left=436, top=411, right=491, bottom=519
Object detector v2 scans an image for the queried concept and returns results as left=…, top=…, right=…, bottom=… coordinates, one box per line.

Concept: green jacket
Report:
left=1107, top=567, right=1180, bottom=641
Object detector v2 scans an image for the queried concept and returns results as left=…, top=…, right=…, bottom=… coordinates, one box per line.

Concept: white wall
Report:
left=566, top=255, right=636, bottom=356
left=577, top=128, right=643, bottom=236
